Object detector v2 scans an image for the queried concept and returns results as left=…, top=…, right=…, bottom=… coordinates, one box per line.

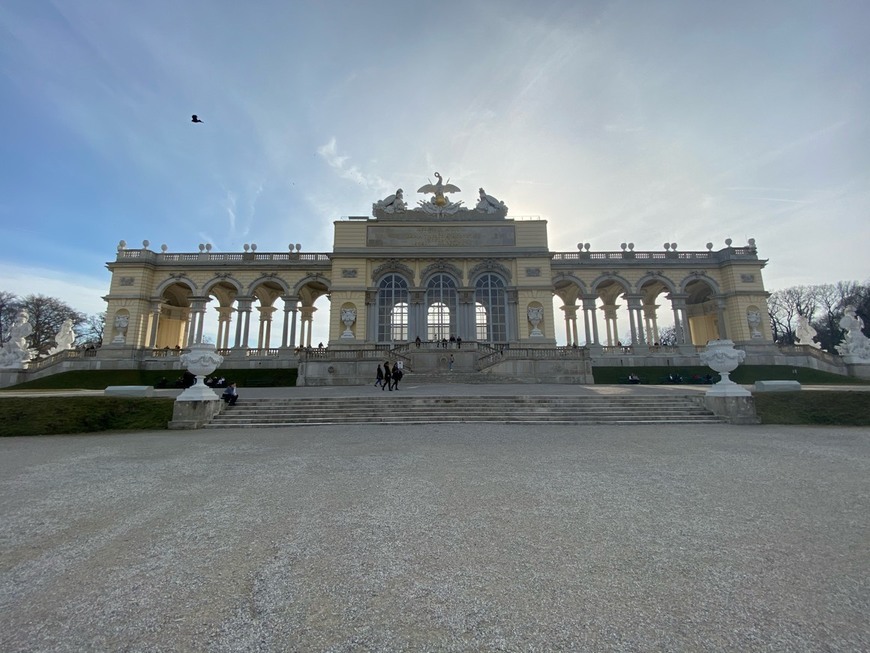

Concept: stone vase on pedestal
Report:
left=340, top=308, right=356, bottom=339
left=700, top=339, right=750, bottom=397
left=177, top=344, right=224, bottom=402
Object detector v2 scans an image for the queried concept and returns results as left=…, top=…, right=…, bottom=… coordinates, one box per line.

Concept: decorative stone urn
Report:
left=340, top=307, right=357, bottom=339
left=527, top=306, right=544, bottom=337
left=177, top=343, right=224, bottom=402
left=700, top=339, right=750, bottom=396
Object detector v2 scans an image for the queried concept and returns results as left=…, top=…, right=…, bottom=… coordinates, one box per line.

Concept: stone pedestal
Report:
left=704, top=395, right=760, bottom=425
left=168, top=400, right=224, bottom=429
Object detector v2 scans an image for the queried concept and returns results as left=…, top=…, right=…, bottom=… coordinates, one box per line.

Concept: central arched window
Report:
left=475, top=274, right=507, bottom=342
left=377, top=274, right=409, bottom=342
left=426, top=274, right=458, bottom=341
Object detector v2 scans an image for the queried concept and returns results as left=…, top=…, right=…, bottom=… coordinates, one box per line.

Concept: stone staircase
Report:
left=205, top=394, right=721, bottom=428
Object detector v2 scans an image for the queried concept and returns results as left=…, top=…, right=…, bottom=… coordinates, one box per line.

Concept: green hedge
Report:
left=592, top=365, right=867, bottom=386
left=0, top=397, right=175, bottom=436
left=754, top=392, right=870, bottom=425
left=4, top=367, right=298, bottom=390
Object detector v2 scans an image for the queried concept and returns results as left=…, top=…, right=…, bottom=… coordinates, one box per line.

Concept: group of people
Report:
left=374, top=361, right=404, bottom=391
left=413, top=335, right=462, bottom=348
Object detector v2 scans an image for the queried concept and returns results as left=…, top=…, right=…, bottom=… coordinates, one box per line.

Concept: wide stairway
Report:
left=205, top=394, right=721, bottom=428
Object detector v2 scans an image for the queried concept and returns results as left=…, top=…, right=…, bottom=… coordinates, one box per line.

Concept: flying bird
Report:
left=191, top=114, right=203, bottom=123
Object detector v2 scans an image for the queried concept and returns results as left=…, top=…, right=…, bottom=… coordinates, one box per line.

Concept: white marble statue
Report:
left=373, top=188, right=406, bottom=213
left=475, top=188, right=508, bottom=214
left=48, top=318, right=76, bottom=356
left=0, top=309, right=35, bottom=368
left=746, top=310, right=763, bottom=338
left=794, top=315, right=820, bottom=349
left=836, top=306, right=870, bottom=361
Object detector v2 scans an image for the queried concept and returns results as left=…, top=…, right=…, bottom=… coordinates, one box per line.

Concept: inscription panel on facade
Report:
left=367, top=225, right=516, bottom=248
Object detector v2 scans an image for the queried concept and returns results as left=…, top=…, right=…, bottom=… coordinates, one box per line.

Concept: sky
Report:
left=1, top=0, right=868, bottom=346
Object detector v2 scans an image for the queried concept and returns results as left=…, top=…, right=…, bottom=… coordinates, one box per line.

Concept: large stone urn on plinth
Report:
left=169, top=344, right=225, bottom=429
left=699, top=339, right=758, bottom=424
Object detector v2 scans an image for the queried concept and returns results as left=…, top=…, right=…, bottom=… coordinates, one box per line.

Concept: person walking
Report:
left=374, top=363, right=384, bottom=388
left=449, top=354, right=454, bottom=371
left=382, top=361, right=392, bottom=391
left=391, top=362, right=403, bottom=390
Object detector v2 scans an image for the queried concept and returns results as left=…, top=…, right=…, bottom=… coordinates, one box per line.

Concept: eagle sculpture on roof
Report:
left=417, top=172, right=461, bottom=207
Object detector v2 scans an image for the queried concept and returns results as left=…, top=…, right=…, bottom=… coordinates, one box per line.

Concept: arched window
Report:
left=426, top=274, right=458, bottom=341
left=377, top=274, right=409, bottom=342
left=475, top=274, right=507, bottom=342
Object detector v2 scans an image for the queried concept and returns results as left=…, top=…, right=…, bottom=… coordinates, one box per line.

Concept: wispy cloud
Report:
left=317, top=138, right=390, bottom=191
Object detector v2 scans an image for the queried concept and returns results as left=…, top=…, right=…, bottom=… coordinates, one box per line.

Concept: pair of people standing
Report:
left=374, top=362, right=403, bottom=390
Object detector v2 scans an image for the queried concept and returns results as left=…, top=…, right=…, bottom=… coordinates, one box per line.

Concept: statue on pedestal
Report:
left=373, top=189, right=406, bottom=214
left=794, top=315, right=820, bottom=349
left=48, top=318, right=76, bottom=355
left=0, top=309, right=35, bottom=368
left=476, top=188, right=508, bottom=215
left=836, top=306, right=870, bottom=362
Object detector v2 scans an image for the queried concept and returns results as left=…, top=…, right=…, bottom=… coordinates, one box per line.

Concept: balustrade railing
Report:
left=775, top=344, right=841, bottom=365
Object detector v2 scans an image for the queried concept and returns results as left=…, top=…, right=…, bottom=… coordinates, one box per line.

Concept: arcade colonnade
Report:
left=103, top=238, right=772, bottom=352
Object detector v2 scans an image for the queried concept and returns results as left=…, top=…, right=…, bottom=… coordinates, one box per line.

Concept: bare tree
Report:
left=77, top=312, right=106, bottom=348
left=767, top=286, right=815, bottom=345
left=17, top=294, right=86, bottom=356
left=657, top=325, right=677, bottom=346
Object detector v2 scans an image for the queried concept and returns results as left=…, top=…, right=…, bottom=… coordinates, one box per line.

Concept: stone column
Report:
left=716, top=296, right=728, bottom=339
left=602, top=304, right=620, bottom=346
left=581, top=296, right=599, bottom=346
left=186, top=298, right=207, bottom=346
left=148, top=302, right=162, bottom=348
left=365, top=290, right=377, bottom=343
left=458, top=290, right=474, bottom=342
left=215, top=306, right=233, bottom=349
left=299, top=306, right=316, bottom=347
left=626, top=296, right=643, bottom=345
left=409, top=290, right=425, bottom=344
left=281, top=297, right=297, bottom=349
left=234, top=298, right=253, bottom=349
left=561, top=304, right=578, bottom=346
left=670, top=294, right=691, bottom=346
left=257, top=305, right=276, bottom=349
left=506, top=289, right=519, bottom=343
left=643, top=304, right=660, bottom=344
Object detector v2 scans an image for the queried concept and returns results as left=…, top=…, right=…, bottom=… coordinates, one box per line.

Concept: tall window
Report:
left=426, top=274, right=458, bottom=341
left=377, top=274, right=409, bottom=342
left=475, top=302, right=488, bottom=340
left=475, top=274, right=507, bottom=342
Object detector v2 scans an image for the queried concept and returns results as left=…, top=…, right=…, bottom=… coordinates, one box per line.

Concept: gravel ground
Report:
left=1, top=423, right=868, bottom=652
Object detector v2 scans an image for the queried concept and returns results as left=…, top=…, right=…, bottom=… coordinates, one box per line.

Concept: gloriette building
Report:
left=83, top=173, right=794, bottom=385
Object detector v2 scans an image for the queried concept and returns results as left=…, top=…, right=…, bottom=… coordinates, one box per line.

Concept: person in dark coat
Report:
left=382, top=361, right=392, bottom=391
left=391, top=362, right=403, bottom=390
left=375, top=364, right=384, bottom=388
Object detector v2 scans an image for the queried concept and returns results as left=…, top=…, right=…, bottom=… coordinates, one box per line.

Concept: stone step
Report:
left=206, top=394, right=719, bottom=428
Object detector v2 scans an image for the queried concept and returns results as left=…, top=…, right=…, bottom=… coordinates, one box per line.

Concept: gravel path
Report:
left=1, top=424, right=868, bottom=652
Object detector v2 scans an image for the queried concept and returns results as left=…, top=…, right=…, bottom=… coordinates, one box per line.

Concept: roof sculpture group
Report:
left=373, top=172, right=507, bottom=218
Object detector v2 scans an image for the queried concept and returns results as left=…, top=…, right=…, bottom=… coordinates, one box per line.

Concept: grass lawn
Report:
left=4, top=368, right=297, bottom=391
left=753, top=391, right=870, bottom=426
left=0, top=397, right=176, bottom=436
left=592, top=365, right=867, bottom=386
